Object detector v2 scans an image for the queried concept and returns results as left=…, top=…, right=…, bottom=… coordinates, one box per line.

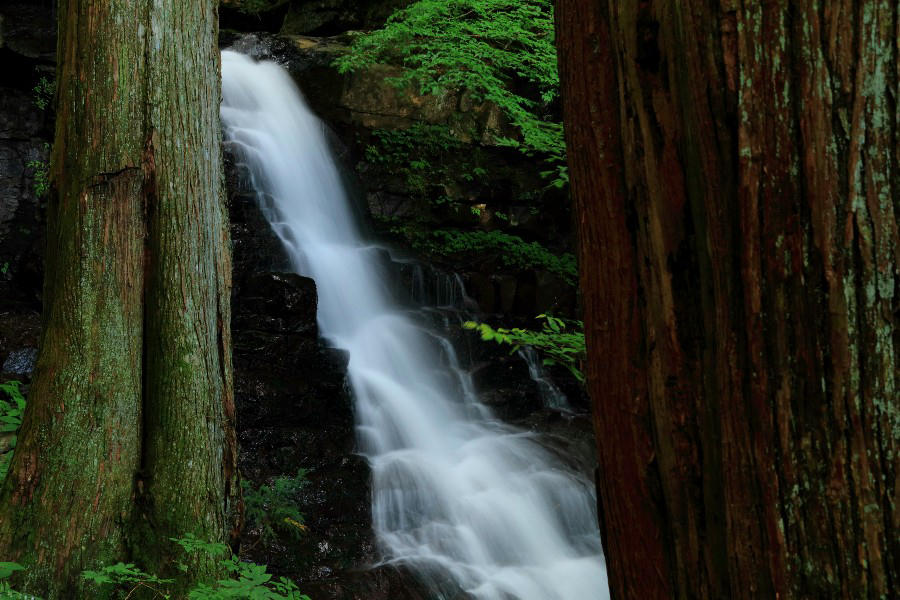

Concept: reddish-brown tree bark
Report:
left=556, top=2, right=898, bottom=598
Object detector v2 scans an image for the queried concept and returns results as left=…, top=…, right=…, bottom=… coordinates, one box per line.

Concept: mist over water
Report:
left=221, top=51, right=609, bottom=600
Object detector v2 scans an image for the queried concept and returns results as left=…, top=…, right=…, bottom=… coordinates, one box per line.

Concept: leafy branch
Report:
left=464, top=315, right=585, bottom=382
left=335, top=0, right=567, bottom=184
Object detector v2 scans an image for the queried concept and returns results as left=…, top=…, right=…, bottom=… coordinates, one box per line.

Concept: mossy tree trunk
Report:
left=556, top=1, right=898, bottom=598
left=0, top=1, right=237, bottom=596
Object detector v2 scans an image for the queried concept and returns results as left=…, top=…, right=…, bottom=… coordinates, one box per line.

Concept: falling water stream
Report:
left=221, top=51, right=609, bottom=600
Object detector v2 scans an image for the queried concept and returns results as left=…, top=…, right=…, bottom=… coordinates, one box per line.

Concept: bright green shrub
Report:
left=335, top=0, right=567, bottom=184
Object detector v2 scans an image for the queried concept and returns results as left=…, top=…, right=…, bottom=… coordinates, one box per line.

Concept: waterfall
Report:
left=221, top=51, right=609, bottom=600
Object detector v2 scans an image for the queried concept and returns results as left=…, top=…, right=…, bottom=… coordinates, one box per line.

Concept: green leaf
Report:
left=0, top=563, right=25, bottom=580
left=333, top=0, right=566, bottom=168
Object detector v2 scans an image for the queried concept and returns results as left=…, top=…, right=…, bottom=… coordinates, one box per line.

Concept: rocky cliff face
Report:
left=220, top=31, right=579, bottom=320
left=0, top=3, right=54, bottom=380
left=228, top=160, right=429, bottom=599
left=221, top=0, right=413, bottom=36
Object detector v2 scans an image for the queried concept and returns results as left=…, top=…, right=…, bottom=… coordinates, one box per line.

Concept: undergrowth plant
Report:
left=32, top=76, right=54, bottom=111
left=394, top=227, right=577, bottom=285
left=364, top=123, right=489, bottom=209
left=242, top=470, right=308, bottom=546
left=335, top=0, right=567, bottom=185
left=0, top=381, right=25, bottom=484
left=25, top=158, right=49, bottom=199
left=0, top=534, right=310, bottom=599
left=81, top=562, right=175, bottom=599
left=0, top=562, right=26, bottom=599
left=81, top=533, right=310, bottom=599
left=464, top=315, right=585, bottom=382
left=25, top=143, right=51, bottom=199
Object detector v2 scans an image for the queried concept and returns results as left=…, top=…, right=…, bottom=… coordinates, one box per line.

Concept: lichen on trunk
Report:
left=0, top=0, right=236, bottom=596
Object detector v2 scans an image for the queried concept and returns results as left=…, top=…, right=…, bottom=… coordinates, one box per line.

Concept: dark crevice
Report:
left=86, top=166, right=140, bottom=188
left=132, top=0, right=157, bottom=553
left=847, top=214, right=867, bottom=591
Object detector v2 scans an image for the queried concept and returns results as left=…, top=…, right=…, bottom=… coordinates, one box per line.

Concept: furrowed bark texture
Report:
left=137, top=0, right=236, bottom=568
left=139, top=0, right=238, bottom=574
left=0, top=1, right=235, bottom=596
left=556, top=1, right=899, bottom=598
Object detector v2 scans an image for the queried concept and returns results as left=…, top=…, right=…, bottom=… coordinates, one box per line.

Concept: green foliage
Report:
left=395, top=227, right=577, bottom=284
left=170, top=534, right=231, bottom=560
left=242, top=471, right=308, bottom=545
left=172, top=534, right=309, bottom=600
left=25, top=161, right=48, bottom=198
left=464, top=315, right=585, bottom=382
left=365, top=123, right=488, bottom=207
left=32, top=76, right=54, bottom=111
left=0, top=562, right=27, bottom=600
left=0, top=564, right=25, bottom=580
left=0, top=381, right=25, bottom=484
left=75, top=534, right=310, bottom=600
left=1, top=534, right=309, bottom=599
left=335, top=0, right=566, bottom=183
left=26, top=145, right=51, bottom=198
left=82, top=562, right=175, bottom=598
left=187, top=559, right=307, bottom=600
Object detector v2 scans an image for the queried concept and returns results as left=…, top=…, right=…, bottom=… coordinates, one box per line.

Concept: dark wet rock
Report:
left=365, top=191, right=421, bottom=222
left=0, top=3, right=56, bottom=61
left=280, top=0, right=412, bottom=36
left=0, top=308, right=40, bottom=380
left=2, top=347, right=37, bottom=377
left=513, top=409, right=597, bottom=483
left=228, top=174, right=369, bottom=593
left=226, top=151, right=293, bottom=281
left=303, top=564, right=434, bottom=600
left=459, top=268, right=576, bottom=318
left=233, top=272, right=319, bottom=337
left=0, top=3, right=53, bottom=308
left=220, top=0, right=411, bottom=37
left=220, top=1, right=292, bottom=34
left=469, top=350, right=544, bottom=422
left=226, top=145, right=421, bottom=596
left=230, top=264, right=375, bottom=595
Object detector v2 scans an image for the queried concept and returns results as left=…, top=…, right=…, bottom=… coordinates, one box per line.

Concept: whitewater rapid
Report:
left=221, top=51, right=609, bottom=600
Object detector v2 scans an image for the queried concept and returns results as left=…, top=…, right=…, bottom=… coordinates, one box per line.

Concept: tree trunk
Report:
left=0, top=1, right=237, bottom=596
left=556, top=1, right=899, bottom=598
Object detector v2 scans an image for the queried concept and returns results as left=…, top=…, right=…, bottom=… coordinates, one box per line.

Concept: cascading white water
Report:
left=221, top=51, right=609, bottom=600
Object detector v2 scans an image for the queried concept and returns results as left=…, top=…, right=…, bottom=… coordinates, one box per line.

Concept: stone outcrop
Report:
left=228, top=158, right=430, bottom=599
left=221, top=0, right=413, bottom=36
left=0, top=3, right=56, bottom=61
left=0, top=3, right=54, bottom=374
left=221, top=32, right=513, bottom=142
